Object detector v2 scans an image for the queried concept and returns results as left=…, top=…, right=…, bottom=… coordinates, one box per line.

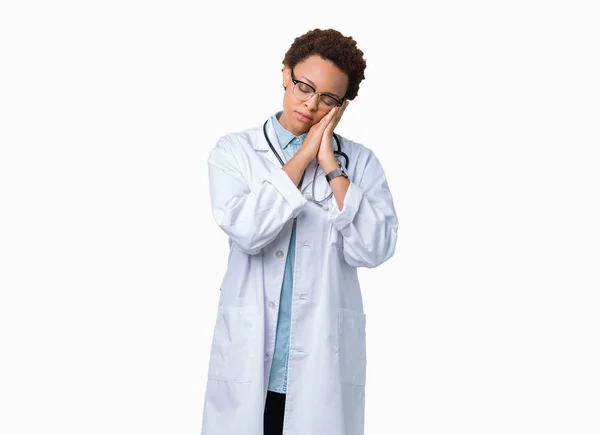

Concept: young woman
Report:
left=201, top=28, right=399, bottom=435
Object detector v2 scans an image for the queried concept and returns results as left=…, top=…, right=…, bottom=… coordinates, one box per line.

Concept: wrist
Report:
left=320, top=156, right=339, bottom=173
left=293, top=148, right=314, bottom=166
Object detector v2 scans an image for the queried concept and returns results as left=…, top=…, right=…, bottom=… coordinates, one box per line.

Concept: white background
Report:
left=1, top=0, right=599, bottom=434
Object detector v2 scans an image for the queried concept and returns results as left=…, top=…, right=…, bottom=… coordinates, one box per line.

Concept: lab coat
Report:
left=201, top=115, right=399, bottom=435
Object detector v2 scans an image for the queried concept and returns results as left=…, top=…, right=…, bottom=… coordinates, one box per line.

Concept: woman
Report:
left=201, top=29, right=398, bottom=435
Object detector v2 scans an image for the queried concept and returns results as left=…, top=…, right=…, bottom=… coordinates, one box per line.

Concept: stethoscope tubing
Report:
left=262, top=119, right=349, bottom=192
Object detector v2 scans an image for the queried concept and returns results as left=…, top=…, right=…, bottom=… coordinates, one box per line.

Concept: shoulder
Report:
left=216, top=124, right=261, bottom=147
left=209, top=122, right=263, bottom=158
left=335, top=134, right=380, bottom=166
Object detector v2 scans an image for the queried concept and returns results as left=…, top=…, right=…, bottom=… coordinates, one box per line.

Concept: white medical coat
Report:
left=201, top=115, right=399, bottom=435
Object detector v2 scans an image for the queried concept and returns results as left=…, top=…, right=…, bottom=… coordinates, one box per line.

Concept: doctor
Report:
left=201, top=28, right=399, bottom=435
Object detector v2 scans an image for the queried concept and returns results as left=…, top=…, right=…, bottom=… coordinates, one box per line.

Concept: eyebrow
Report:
left=301, top=75, right=342, bottom=99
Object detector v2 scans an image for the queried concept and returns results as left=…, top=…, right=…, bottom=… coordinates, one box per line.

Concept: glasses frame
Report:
left=290, top=68, right=345, bottom=110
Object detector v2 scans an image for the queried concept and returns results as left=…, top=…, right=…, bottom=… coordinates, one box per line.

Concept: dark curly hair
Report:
left=282, top=28, right=367, bottom=101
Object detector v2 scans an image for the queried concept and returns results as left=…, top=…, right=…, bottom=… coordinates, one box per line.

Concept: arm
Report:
left=326, top=150, right=399, bottom=268
left=208, top=137, right=309, bottom=255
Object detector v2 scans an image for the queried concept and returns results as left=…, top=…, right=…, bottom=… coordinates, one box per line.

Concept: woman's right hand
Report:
left=282, top=108, right=337, bottom=188
left=297, top=107, right=337, bottom=162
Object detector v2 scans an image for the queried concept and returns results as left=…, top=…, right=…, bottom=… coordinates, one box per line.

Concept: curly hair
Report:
left=282, top=28, right=367, bottom=101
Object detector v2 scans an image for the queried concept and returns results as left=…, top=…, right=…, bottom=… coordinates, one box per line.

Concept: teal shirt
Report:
left=267, top=111, right=308, bottom=393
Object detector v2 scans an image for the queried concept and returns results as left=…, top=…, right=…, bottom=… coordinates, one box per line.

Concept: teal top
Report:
left=267, top=111, right=307, bottom=393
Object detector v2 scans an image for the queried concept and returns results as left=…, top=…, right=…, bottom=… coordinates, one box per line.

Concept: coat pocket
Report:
left=207, top=305, right=256, bottom=383
left=338, top=307, right=367, bottom=386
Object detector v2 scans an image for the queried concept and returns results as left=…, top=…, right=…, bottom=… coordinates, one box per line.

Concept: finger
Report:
left=317, top=106, right=336, bottom=122
left=340, top=100, right=349, bottom=117
left=325, top=106, right=337, bottom=121
left=324, top=117, right=336, bottom=134
left=339, top=100, right=348, bottom=117
left=334, top=101, right=348, bottom=126
left=334, top=103, right=345, bottom=120
left=316, top=107, right=337, bottom=130
left=332, top=105, right=344, bottom=127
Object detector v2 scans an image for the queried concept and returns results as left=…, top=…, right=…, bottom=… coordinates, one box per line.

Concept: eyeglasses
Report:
left=290, top=68, right=344, bottom=112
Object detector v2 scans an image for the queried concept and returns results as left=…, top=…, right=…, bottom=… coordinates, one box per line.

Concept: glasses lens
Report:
left=293, top=82, right=313, bottom=100
left=292, top=81, right=340, bottom=112
left=319, top=95, right=338, bottom=107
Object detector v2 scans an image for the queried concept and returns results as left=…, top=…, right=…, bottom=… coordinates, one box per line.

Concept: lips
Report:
left=295, top=111, right=313, bottom=123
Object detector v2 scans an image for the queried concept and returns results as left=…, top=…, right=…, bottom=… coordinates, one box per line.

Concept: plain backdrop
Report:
left=1, top=1, right=599, bottom=434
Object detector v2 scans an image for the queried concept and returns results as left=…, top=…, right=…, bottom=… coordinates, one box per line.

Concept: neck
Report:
left=278, top=112, right=307, bottom=136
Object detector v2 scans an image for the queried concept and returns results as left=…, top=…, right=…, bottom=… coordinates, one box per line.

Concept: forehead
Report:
left=293, top=56, right=348, bottom=95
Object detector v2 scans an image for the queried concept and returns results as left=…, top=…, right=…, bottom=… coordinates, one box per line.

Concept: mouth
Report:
left=294, top=111, right=313, bottom=123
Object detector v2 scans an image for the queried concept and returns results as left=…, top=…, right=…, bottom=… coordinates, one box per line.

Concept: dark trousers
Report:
left=263, top=390, right=286, bottom=435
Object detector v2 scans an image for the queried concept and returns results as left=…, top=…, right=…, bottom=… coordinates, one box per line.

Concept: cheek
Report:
left=313, top=114, right=326, bottom=124
left=283, top=92, right=296, bottom=110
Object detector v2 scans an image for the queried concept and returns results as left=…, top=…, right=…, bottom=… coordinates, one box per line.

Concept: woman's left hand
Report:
left=317, top=100, right=349, bottom=171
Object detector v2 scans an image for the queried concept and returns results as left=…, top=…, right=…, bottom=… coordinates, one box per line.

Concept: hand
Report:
left=296, top=106, right=338, bottom=163
left=318, top=100, right=349, bottom=172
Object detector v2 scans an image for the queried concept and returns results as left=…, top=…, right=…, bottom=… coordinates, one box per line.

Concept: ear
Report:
left=282, top=65, right=292, bottom=88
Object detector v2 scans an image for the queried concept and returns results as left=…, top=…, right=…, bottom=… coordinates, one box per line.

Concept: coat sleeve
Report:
left=326, top=149, right=399, bottom=268
left=207, top=137, right=309, bottom=255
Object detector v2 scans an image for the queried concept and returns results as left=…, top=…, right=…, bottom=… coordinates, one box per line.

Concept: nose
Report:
left=304, top=93, right=319, bottom=111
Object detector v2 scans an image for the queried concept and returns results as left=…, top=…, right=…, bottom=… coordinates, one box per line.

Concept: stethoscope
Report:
left=262, top=119, right=349, bottom=207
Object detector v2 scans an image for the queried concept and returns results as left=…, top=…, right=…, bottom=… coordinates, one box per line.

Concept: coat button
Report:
left=268, top=301, right=277, bottom=309
left=275, top=250, right=284, bottom=259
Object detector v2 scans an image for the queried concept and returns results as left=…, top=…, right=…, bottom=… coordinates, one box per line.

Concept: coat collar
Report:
left=252, top=113, right=288, bottom=168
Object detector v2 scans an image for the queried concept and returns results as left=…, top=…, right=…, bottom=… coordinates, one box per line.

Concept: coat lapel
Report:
left=252, top=116, right=286, bottom=168
left=253, top=116, right=318, bottom=192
